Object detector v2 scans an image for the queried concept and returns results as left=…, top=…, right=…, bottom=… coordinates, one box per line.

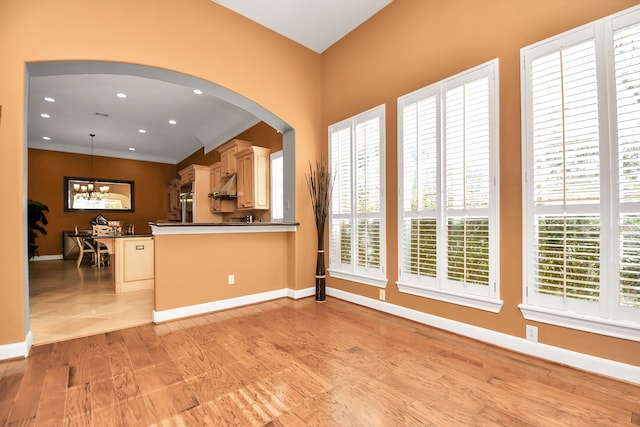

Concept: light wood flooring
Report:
left=2, top=295, right=639, bottom=426
left=29, top=259, right=153, bottom=345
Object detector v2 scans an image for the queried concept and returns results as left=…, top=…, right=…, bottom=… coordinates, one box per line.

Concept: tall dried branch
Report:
left=305, top=158, right=333, bottom=236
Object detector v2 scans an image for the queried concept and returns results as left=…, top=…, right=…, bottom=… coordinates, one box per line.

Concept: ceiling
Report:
left=27, top=1, right=392, bottom=165
left=212, top=0, right=392, bottom=54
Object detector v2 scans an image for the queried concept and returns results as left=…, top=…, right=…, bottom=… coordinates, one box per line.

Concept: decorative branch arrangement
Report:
left=305, top=158, right=333, bottom=302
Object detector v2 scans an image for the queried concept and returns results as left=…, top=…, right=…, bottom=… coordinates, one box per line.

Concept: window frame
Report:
left=520, top=5, right=640, bottom=341
left=328, top=105, right=387, bottom=288
left=396, top=60, right=502, bottom=313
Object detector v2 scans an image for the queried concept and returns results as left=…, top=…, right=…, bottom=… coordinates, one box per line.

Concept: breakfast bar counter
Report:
left=149, top=221, right=298, bottom=234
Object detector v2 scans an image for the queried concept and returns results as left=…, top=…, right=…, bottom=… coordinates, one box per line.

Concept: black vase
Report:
left=315, top=250, right=326, bottom=302
left=315, top=228, right=326, bottom=302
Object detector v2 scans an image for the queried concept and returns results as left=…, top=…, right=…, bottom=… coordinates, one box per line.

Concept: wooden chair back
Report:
left=92, top=225, right=113, bottom=236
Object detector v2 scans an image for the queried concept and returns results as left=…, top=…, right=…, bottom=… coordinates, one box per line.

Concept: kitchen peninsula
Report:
left=149, top=221, right=298, bottom=322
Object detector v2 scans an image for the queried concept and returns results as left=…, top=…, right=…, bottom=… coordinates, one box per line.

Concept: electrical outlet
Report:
left=526, top=325, right=538, bottom=342
left=379, top=289, right=386, bottom=301
left=228, top=274, right=235, bottom=285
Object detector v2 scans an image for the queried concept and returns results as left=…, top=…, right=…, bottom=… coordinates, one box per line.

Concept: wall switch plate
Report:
left=379, top=289, right=385, bottom=301
left=228, top=274, right=234, bottom=285
left=526, top=325, right=538, bottom=342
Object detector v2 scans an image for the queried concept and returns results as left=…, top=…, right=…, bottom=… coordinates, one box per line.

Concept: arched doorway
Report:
left=25, top=61, right=296, bottom=343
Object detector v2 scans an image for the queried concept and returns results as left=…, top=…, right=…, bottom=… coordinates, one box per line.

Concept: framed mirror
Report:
left=64, top=177, right=135, bottom=212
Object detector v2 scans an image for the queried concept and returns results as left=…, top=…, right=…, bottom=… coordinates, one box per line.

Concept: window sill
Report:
left=519, top=304, right=640, bottom=342
left=328, top=269, right=388, bottom=288
left=397, top=281, right=503, bottom=313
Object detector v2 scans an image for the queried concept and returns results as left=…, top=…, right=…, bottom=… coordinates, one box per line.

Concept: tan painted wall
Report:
left=0, top=0, right=320, bottom=345
left=28, top=149, right=178, bottom=255
left=321, top=0, right=640, bottom=366
left=3, top=0, right=636, bottom=368
left=154, top=232, right=288, bottom=311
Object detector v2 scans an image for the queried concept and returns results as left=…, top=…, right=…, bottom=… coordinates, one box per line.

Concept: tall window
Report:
left=328, top=105, right=387, bottom=287
left=270, top=150, right=283, bottom=222
left=397, top=60, right=501, bottom=312
left=521, top=5, right=640, bottom=340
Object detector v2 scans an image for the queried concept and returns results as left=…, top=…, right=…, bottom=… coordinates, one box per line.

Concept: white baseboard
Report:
left=153, top=286, right=314, bottom=323
left=287, top=286, right=315, bottom=299
left=7, top=284, right=638, bottom=385
left=30, top=254, right=64, bottom=261
left=326, top=287, right=640, bottom=385
left=0, top=330, right=32, bottom=360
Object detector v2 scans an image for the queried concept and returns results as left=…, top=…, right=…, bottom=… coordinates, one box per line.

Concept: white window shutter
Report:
left=615, top=22, right=640, bottom=309
left=397, top=59, right=499, bottom=306
left=521, top=6, right=640, bottom=334
left=328, top=105, right=386, bottom=285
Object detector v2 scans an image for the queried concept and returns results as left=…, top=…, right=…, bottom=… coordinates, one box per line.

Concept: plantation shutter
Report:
left=444, top=76, right=491, bottom=286
left=355, top=115, right=382, bottom=270
left=529, top=37, right=602, bottom=307
left=330, top=126, right=353, bottom=267
left=397, top=60, right=499, bottom=308
left=400, top=95, right=439, bottom=281
left=270, top=151, right=283, bottom=222
left=521, top=7, right=640, bottom=334
left=328, top=106, right=386, bottom=286
left=615, top=22, right=640, bottom=309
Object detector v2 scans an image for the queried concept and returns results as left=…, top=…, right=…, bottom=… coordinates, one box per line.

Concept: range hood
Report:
left=209, top=173, right=237, bottom=199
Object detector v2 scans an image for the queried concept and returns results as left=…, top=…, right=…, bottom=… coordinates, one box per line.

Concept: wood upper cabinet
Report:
left=209, top=162, right=234, bottom=213
left=217, top=139, right=252, bottom=178
left=235, top=146, right=271, bottom=210
left=166, top=178, right=181, bottom=221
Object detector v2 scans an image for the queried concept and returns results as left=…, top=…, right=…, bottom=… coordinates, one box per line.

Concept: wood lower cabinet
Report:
left=209, top=162, right=235, bottom=213
left=236, top=146, right=271, bottom=210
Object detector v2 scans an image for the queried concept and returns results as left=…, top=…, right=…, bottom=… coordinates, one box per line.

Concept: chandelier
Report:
left=72, top=134, right=110, bottom=200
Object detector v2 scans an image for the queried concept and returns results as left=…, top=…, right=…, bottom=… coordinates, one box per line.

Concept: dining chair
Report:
left=91, top=225, right=111, bottom=267
left=74, top=225, right=97, bottom=268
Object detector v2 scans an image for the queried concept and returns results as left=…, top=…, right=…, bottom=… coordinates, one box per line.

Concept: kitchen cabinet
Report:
left=209, top=162, right=235, bottom=213
left=235, top=146, right=271, bottom=210
left=179, top=166, right=195, bottom=185
left=116, top=237, right=154, bottom=292
left=217, top=139, right=252, bottom=178
left=178, top=164, right=220, bottom=223
left=166, top=178, right=181, bottom=221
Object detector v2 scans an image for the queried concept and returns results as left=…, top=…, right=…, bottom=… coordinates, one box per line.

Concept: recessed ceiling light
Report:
left=116, top=92, right=127, bottom=98
left=40, top=113, right=51, bottom=118
left=138, top=129, right=146, bottom=134
left=193, top=89, right=203, bottom=95
left=168, top=119, right=177, bottom=125
left=44, top=97, right=55, bottom=102
left=129, top=147, right=136, bottom=151
left=42, top=136, right=51, bottom=141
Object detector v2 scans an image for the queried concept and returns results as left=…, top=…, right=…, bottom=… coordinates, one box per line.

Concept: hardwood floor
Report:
left=2, top=295, right=639, bottom=426
left=29, top=259, right=153, bottom=345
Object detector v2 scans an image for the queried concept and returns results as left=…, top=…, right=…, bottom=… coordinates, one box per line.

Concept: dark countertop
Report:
left=149, top=221, right=299, bottom=227
left=66, top=231, right=152, bottom=238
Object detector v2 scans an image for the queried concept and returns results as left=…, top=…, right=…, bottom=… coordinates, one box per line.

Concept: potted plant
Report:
left=28, top=199, right=49, bottom=259
left=305, top=159, right=333, bottom=302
